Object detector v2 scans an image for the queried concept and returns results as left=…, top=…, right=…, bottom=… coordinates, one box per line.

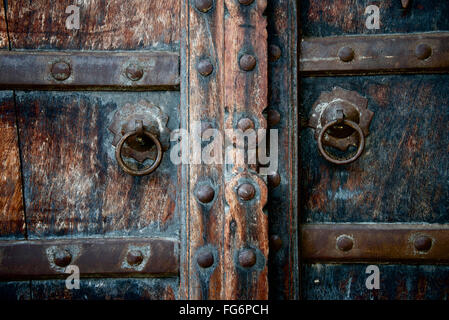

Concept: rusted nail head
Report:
left=125, top=64, right=144, bottom=81
left=238, top=248, right=257, bottom=268
left=195, top=0, right=213, bottom=12
left=270, top=235, right=283, bottom=252
left=196, top=185, right=215, bottom=204
left=269, top=45, right=282, bottom=62
left=239, top=54, right=257, bottom=71
left=414, top=236, right=432, bottom=252
left=237, top=118, right=255, bottom=132
left=267, top=172, right=281, bottom=188
left=336, top=235, right=354, bottom=252
left=53, top=249, right=72, bottom=268
left=237, top=183, right=256, bottom=201
left=415, top=44, right=432, bottom=60
left=338, top=47, right=355, bottom=62
left=197, top=59, right=214, bottom=76
left=197, top=250, right=214, bottom=268
left=51, top=61, right=71, bottom=81
left=238, top=0, right=254, bottom=5
left=127, top=250, right=144, bottom=266
left=267, top=109, right=281, bottom=127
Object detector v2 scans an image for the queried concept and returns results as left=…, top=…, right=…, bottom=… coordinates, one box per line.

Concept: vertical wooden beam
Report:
left=181, top=0, right=226, bottom=299
left=181, top=0, right=269, bottom=299
left=266, top=0, right=299, bottom=299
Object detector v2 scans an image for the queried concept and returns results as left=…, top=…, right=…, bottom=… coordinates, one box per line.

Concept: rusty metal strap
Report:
left=300, top=32, right=449, bottom=75
left=0, top=238, right=179, bottom=280
left=302, top=224, right=449, bottom=263
left=0, top=51, right=179, bottom=89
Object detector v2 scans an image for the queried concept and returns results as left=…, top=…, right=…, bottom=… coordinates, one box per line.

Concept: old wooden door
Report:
left=299, top=0, right=449, bottom=299
left=0, top=0, right=299, bottom=300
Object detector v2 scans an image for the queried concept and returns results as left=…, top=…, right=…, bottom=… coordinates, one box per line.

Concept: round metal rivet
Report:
left=197, top=251, right=214, bottom=268
left=237, top=183, right=256, bottom=201
left=51, top=61, right=71, bottom=81
left=267, top=109, right=281, bottom=126
left=336, top=235, right=353, bottom=252
left=125, top=64, right=144, bottom=81
left=414, top=236, right=432, bottom=252
left=237, top=118, right=255, bottom=132
left=415, top=44, right=432, bottom=60
left=197, top=59, right=214, bottom=76
left=338, top=47, right=355, bottom=62
left=270, top=235, right=283, bottom=252
left=239, top=54, right=257, bottom=71
left=269, top=45, right=282, bottom=62
left=238, top=0, right=254, bottom=5
left=196, top=185, right=215, bottom=204
left=195, top=0, right=213, bottom=12
left=53, top=249, right=72, bottom=268
left=127, top=250, right=144, bottom=266
left=238, top=248, right=256, bottom=268
left=267, top=172, right=281, bottom=188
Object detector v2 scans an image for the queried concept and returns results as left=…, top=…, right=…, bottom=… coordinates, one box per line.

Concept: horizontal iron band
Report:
left=300, top=32, right=449, bottom=76
left=0, top=51, right=179, bottom=90
left=0, top=237, right=179, bottom=280
left=301, top=224, right=449, bottom=264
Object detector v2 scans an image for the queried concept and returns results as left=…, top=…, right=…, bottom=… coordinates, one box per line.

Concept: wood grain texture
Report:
left=6, top=0, right=180, bottom=50
left=15, top=91, right=180, bottom=238
left=222, top=0, right=268, bottom=299
left=300, top=0, right=449, bottom=37
left=0, top=91, right=25, bottom=239
left=300, top=75, right=449, bottom=224
left=181, top=0, right=269, bottom=299
left=302, top=264, right=449, bottom=300
left=0, top=2, right=8, bottom=48
left=266, top=0, right=299, bottom=300
left=180, top=0, right=226, bottom=300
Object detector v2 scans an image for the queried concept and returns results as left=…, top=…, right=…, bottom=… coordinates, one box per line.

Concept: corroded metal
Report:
left=109, top=100, right=170, bottom=164
left=308, top=87, right=373, bottom=164
left=196, top=185, right=215, bottom=204
left=237, top=183, right=256, bottom=201
left=238, top=249, right=257, bottom=268
left=300, top=32, right=449, bottom=75
left=239, top=54, right=257, bottom=71
left=0, top=51, right=179, bottom=89
left=0, top=238, right=179, bottom=280
left=302, top=224, right=449, bottom=263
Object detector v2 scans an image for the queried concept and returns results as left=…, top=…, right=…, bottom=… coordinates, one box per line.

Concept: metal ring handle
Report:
left=317, top=119, right=365, bottom=165
left=115, top=130, right=163, bottom=176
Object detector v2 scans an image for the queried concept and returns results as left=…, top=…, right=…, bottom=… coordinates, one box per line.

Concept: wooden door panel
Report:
left=16, top=91, right=179, bottom=238
left=302, top=264, right=449, bottom=300
left=6, top=0, right=180, bottom=50
left=300, top=0, right=449, bottom=37
left=300, top=75, right=449, bottom=223
left=0, top=91, right=25, bottom=239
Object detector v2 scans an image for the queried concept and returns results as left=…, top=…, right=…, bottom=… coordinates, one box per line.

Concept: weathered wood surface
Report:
left=302, top=264, right=449, bottom=300
left=181, top=0, right=269, bottom=299
left=180, top=0, right=225, bottom=300
left=15, top=91, right=180, bottom=238
left=6, top=0, right=180, bottom=50
left=300, top=0, right=449, bottom=37
left=31, top=278, right=178, bottom=300
left=0, top=91, right=25, bottom=239
left=300, top=75, right=449, bottom=223
left=0, top=3, right=8, bottom=49
left=266, top=0, right=299, bottom=300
